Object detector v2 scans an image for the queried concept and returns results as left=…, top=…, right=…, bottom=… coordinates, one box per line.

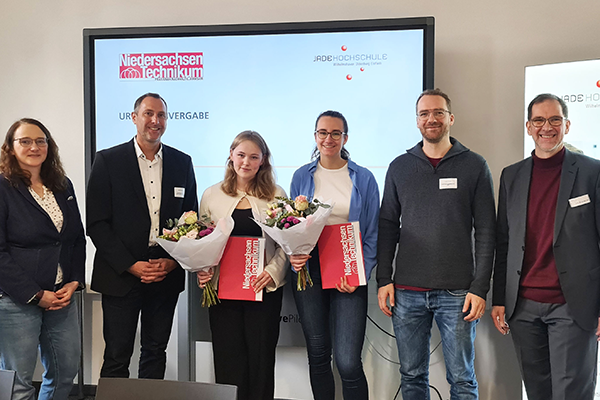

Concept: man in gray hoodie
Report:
left=377, top=88, right=496, bottom=400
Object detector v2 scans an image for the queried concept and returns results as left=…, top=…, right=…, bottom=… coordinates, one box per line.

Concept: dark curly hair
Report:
left=0, top=118, right=67, bottom=191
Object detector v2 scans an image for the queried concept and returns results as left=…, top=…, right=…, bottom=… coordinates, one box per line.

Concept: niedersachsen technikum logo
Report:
left=119, top=52, right=203, bottom=81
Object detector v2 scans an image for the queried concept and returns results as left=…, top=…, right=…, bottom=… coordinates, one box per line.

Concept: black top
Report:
left=231, top=208, right=262, bottom=237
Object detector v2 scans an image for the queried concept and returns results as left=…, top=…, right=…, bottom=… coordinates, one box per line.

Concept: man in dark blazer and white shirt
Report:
left=87, top=93, right=198, bottom=379
left=492, top=93, right=600, bottom=400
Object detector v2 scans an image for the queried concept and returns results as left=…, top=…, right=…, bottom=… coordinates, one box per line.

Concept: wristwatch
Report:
left=29, top=290, right=44, bottom=305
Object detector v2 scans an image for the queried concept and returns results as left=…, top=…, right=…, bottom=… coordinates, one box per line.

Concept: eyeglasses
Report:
left=417, top=109, right=451, bottom=120
left=14, top=137, right=48, bottom=148
left=529, top=116, right=566, bottom=127
left=315, top=130, right=345, bottom=140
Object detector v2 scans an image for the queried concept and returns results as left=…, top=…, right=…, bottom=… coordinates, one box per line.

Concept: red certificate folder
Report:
left=317, top=221, right=366, bottom=289
left=218, top=237, right=265, bottom=301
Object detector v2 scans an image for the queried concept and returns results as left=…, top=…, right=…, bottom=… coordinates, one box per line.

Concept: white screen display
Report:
left=92, top=25, right=429, bottom=199
left=524, top=59, right=600, bottom=159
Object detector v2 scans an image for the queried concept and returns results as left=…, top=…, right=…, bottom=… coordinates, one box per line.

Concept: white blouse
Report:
left=29, top=185, right=64, bottom=285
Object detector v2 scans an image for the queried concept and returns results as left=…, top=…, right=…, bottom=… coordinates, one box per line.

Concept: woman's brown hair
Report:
left=0, top=118, right=67, bottom=191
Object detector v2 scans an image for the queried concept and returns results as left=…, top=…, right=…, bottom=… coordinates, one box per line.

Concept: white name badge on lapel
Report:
left=439, top=178, right=458, bottom=190
left=174, top=187, right=185, bottom=198
left=568, top=194, right=590, bottom=208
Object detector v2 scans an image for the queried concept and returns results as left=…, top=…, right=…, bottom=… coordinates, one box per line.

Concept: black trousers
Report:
left=209, top=287, right=283, bottom=400
left=100, top=280, right=180, bottom=379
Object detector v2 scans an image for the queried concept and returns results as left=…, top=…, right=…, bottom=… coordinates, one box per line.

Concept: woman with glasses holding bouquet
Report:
left=197, top=130, right=288, bottom=400
left=289, top=111, right=380, bottom=400
left=0, top=118, right=85, bottom=400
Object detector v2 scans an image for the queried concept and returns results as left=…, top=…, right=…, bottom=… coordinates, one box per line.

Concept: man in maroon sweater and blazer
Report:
left=492, top=93, right=600, bottom=400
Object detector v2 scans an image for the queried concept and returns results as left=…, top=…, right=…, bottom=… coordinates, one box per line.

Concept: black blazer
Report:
left=87, top=139, right=198, bottom=297
left=0, top=175, right=86, bottom=304
left=493, top=149, right=600, bottom=331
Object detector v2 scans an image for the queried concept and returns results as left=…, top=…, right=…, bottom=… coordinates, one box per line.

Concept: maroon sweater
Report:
left=520, top=148, right=566, bottom=304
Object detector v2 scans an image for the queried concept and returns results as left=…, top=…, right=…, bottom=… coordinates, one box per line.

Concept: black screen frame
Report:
left=83, top=17, right=435, bottom=178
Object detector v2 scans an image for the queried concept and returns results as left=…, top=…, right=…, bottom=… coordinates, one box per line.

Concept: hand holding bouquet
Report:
left=157, top=211, right=234, bottom=306
left=256, top=196, right=333, bottom=290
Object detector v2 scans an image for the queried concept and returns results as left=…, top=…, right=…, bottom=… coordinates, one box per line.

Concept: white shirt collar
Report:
left=133, top=137, right=163, bottom=161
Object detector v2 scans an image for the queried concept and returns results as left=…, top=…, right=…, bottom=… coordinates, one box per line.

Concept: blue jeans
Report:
left=392, top=288, right=478, bottom=400
left=292, top=254, right=368, bottom=400
left=0, top=295, right=80, bottom=400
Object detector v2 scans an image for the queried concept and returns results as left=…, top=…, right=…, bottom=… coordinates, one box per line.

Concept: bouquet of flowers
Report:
left=255, top=195, right=333, bottom=290
left=157, top=211, right=234, bottom=306
left=159, top=211, right=215, bottom=242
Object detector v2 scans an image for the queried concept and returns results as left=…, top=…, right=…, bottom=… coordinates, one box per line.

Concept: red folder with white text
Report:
left=317, top=222, right=366, bottom=289
left=218, top=237, right=265, bottom=301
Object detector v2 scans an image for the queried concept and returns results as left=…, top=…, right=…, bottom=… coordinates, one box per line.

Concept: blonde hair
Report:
left=221, top=131, right=276, bottom=200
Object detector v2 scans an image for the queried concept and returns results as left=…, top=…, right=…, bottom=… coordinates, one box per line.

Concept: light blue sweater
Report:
left=290, top=159, right=380, bottom=280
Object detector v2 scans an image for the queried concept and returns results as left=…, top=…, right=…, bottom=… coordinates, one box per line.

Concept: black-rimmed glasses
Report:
left=315, top=130, right=345, bottom=140
left=529, top=116, right=566, bottom=127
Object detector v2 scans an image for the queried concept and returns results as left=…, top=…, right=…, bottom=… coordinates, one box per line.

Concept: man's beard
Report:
left=421, top=124, right=448, bottom=144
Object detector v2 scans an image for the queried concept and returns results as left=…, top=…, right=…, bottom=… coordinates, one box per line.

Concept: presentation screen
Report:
left=524, top=58, right=600, bottom=158
left=84, top=18, right=435, bottom=199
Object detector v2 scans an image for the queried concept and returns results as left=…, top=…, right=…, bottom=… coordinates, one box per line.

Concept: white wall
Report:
left=3, top=1, right=599, bottom=399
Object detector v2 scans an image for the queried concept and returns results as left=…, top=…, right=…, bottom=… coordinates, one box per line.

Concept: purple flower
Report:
left=199, top=228, right=213, bottom=237
left=284, top=223, right=290, bottom=228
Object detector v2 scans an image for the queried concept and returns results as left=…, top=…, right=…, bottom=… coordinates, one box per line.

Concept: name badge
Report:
left=439, top=178, right=458, bottom=190
left=174, top=187, right=185, bottom=198
left=568, top=194, right=590, bottom=208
